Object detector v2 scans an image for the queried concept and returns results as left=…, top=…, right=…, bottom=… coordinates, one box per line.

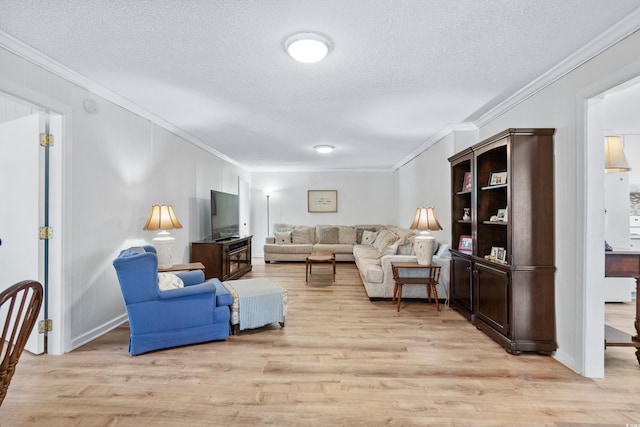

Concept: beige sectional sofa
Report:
left=264, top=223, right=450, bottom=302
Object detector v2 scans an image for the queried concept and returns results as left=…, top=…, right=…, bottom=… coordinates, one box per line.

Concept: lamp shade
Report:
left=143, top=205, right=183, bottom=231
left=409, top=207, right=443, bottom=231
left=605, top=136, right=631, bottom=173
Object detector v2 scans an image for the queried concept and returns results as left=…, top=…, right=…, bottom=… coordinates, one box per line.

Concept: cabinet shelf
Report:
left=482, top=221, right=507, bottom=225
left=456, top=190, right=472, bottom=195
left=480, top=184, right=507, bottom=191
left=457, top=220, right=472, bottom=224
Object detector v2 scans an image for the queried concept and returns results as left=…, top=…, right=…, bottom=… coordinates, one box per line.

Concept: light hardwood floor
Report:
left=1, top=260, right=639, bottom=426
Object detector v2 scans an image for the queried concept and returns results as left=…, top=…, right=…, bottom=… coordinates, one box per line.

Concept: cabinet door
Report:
left=451, top=253, right=473, bottom=313
left=474, top=262, right=510, bottom=337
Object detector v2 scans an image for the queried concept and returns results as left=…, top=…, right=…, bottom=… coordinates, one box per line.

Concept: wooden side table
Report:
left=391, top=262, right=442, bottom=312
left=306, top=250, right=336, bottom=282
left=158, top=262, right=205, bottom=273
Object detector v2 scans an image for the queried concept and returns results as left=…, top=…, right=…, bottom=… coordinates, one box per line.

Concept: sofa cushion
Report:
left=264, top=243, right=313, bottom=254
left=158, top=273, right=184, bottom=291
left=313, top=243, right=354, bottom=254
left=361, top=230, right=378, bottom=245
left=359, top=259, right=384, bottom=284
left=338, top=226, right=357, bottom=244
left=275, top=231, right=292, bottom=244
left=316, top=226, right=339, bottom=244
left=291, top=228, right=312, bottom=244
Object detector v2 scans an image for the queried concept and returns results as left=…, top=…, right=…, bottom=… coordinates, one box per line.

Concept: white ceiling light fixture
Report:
left=285, top=32, right=331, bottom=63
left=314, top=145, right=335, bottom=154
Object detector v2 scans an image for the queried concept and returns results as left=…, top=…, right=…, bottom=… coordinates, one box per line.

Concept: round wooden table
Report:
left=305, top=250, right=336, bottom=282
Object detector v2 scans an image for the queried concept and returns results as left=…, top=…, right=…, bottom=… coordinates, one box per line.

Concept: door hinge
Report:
left=40, top=133, right=54, bottom=147
left=38, top=319, right=53, bottom=333
left=39, top=226, right=53, bottom=240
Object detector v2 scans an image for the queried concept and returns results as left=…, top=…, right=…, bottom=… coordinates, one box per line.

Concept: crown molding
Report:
left=0, top=30, right=244, bottom=169
left=392, top=122, right=477, bottom=171
left=473, top=8, right=640, bottom=127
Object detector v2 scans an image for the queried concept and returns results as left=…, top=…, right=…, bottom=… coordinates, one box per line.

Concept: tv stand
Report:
left=191, top=236, right=252, bottom=281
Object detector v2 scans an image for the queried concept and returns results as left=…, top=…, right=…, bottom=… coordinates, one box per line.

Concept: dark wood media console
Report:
left=191, top=236, right=252, bottom=281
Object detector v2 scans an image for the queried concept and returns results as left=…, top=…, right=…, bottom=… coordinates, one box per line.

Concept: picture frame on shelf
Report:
left=497, top=248, right=507, bottom=262
left=461, top=172, right=472, bottom=192
left=489, top=171, right=507, bottom=186
left=490, top=246, right=503, bottom=258
left=496, top=208, right=507, bottom=222
left=458, top=235, right=472, bottom=253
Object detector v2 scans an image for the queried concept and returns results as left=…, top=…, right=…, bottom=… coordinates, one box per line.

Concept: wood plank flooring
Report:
left=1, top=260, right=639, bottom=426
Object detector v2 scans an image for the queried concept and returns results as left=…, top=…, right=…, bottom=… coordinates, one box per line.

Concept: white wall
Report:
left=393, top=132, right=468, bottom=246
left=250, top=171, right=394, bottom=257
left=0, top=46, right=250, bottom=352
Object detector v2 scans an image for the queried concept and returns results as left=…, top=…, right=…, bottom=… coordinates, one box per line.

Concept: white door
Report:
left=0, top=113, right=46, bottom=354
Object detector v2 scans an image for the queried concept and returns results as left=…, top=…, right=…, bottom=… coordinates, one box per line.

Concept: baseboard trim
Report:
left=70, top=313, right=128, bottom=351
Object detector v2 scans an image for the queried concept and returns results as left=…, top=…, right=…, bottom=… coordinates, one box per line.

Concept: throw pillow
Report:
left=373, top=229, right=398, bottom=250
left=158, top=273, right=184, bottom=291
left=338, top=227, right=357, bottom=244
left=378, top=242, right=399, bottom=257
left=316, top=226, right=339, bottom=244
left=356, top=227, right=377, bottom=244
left=397, top=242, right=413, bottom=255
left=275, top=231, right=292, bottom=244
left=291, top=228, right=312, bottom=244
left=361, top=230, right=378, bottom=245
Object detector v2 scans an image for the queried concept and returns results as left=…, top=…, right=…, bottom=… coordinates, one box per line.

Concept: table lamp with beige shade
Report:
left=409, top=207, right=443, bottom=265
left=143, top=205, right=183, bottom=269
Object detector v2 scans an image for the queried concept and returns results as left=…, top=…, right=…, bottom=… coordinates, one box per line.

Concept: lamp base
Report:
left=414, top=232, right=435, bottom=265
left=153, top=231, right=175, bottom=269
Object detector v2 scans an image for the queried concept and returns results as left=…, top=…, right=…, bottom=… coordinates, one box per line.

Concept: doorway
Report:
left=0, top=95, right=63, bottom=355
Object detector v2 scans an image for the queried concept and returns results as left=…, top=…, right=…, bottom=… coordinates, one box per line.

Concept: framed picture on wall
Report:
left=308, top=190, right=337, bottom=212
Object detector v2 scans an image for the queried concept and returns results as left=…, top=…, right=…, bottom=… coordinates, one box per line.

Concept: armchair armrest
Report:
left=175, top=270, right=205, bottom=286
left=159, top=281, right=216, bottom=299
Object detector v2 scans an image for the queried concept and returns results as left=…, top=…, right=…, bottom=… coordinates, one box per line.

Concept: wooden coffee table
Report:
left=306, top=250, right=336, bottom=282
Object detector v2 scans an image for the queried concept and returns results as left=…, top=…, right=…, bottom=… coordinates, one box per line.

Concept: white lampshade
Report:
left=605, top=136, right=631, bottom=173
left=410, top=207, right=443, bottom=265
left=143, top=205, right=183, bottom=269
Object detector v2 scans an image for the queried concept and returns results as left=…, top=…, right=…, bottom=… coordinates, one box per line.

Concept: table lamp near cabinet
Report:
left=143, top=205, right=183, bottom=269
left=410, top=207, right=443, bottom=265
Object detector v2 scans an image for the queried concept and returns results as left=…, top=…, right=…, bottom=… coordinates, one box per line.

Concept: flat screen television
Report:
left=210, top=190, right=240, bottom=241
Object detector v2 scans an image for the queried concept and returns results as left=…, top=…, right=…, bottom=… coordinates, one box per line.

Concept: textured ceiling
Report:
left=1, top=0, right=640, bottom=171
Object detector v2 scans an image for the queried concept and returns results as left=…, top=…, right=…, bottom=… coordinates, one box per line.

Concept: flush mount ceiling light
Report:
left=314, top=145, right=335, bottom=154
left=285, top=32, right=331, bottom=63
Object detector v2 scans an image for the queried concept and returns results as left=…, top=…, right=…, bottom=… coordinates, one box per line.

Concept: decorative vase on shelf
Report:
left=462, top=208, right=470, bottom=221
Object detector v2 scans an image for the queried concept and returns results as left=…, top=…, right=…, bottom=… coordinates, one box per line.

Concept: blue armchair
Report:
left=113, top=245, right=232, bottom=355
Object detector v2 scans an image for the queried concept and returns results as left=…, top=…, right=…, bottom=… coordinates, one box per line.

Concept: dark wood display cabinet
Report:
left=191, top=236, right=252, bottom=281
left=448, top=128, right=557, bottom=355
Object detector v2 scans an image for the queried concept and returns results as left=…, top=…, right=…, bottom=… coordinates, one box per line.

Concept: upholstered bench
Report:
left=223, top=278, right=288, bottom=335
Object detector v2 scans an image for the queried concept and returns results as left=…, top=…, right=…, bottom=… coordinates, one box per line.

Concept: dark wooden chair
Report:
left=0, top=280, right=43, bottom=407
